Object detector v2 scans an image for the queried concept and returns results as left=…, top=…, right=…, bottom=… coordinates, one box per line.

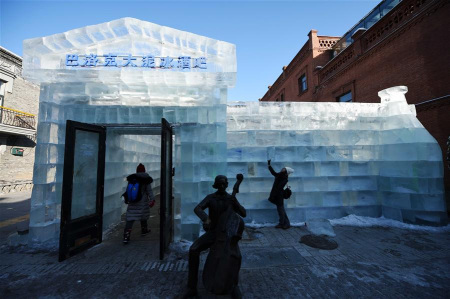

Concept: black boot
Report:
left=141, top=227, right=150, bottom=236
left=141, top=220, right=150, bottom=236
left=123, top=229, right=131, bottom=244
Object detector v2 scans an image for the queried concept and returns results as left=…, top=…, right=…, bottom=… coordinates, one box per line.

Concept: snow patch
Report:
left=330, top=215, right=450, bottom=232
left=245, top=220, right=305, bottom=228
left=169, top=239, right=193, bottom=253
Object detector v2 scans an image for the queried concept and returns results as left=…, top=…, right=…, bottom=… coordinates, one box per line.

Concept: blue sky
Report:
left=1, top=0, right=378, bottom=101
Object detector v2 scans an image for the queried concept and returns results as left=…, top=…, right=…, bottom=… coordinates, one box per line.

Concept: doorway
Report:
left=59, top=119, right=174, bottom=262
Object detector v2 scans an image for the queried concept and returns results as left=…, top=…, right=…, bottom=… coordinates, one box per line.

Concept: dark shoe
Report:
left=141, top=227, right=150, bottom=236
left=275, top=224, right=283, bottom=229
left=182, top=287, right=197, bottom=298
left=282, top=225, right=291, bottom=230
left=123, top=229, right=131, bottom=244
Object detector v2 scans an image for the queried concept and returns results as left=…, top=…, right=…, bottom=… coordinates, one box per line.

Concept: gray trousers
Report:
left=276, top=204, right=290, bottom=227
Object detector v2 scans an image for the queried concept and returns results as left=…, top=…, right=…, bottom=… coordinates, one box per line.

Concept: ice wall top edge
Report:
left=227, top=86, right=423, bottom=131
left=22, top=17, right=236, bottom=86
left=226, top=101, right=415, bottom=117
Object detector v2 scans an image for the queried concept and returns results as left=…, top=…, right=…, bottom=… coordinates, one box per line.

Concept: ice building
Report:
left=227, top=86, right=446, bottom=226
left=21, top=18, right=446, bottom=256
left=22, top=18, right=234, bottom=256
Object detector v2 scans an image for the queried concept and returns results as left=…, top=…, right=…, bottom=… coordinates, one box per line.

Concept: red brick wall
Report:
left=416, top=101, right=450, bottom=208
left=260, top=32, right=339, bottom=103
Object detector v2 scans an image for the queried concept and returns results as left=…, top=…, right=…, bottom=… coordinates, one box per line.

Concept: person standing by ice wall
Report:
left=267, top=160, right=294, bottom=229
left=122, top=163, right=155, bottom=244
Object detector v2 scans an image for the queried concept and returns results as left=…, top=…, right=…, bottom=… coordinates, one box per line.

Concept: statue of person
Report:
left=183, top=175, right=246, bottom=298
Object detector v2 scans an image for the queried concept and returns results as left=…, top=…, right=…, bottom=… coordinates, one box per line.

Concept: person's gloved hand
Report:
left=149, top=200, right=155, bottom=208
left=267, top=159, right=271, bottom=166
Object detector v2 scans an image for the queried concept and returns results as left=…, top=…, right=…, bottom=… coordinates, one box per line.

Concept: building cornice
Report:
left=0, top=47, right=23, bottom=78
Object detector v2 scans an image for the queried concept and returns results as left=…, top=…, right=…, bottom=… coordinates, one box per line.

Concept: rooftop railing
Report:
left=0, top=106, right=36, bottom=130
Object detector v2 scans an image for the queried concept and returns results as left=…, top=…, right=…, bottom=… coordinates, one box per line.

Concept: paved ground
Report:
left=0, top=215, right=449, bottom=298
left=0, top=190, right=31, bottom=244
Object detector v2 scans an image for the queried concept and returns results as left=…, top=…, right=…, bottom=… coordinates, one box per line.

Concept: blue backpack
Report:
left=124, top=179, right=142, bottom=203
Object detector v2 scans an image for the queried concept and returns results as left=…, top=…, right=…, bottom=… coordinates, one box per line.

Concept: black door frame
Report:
left=59, top=120, right=106, bottom=262
left=160, top=118, right=173, bottom=260
left=59, top=121, right=175, bottom=261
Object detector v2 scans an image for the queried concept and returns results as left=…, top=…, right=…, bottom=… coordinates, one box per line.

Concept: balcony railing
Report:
left=0, top=106, right=36, bottom=130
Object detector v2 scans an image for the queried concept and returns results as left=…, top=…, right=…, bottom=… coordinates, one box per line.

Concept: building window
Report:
left=337, top=91, right=352, bottom=102
left=298, top=74, right=307, bottom=94
left=281, top=93, right=284, bottom=102
left=275, top=98, right=279, bottom=102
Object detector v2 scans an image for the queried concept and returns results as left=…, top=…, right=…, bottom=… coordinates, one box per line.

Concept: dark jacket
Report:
left=125, top=172, right=154, bottom=221
left=268, top=166, right=288, bottom=206
left=194, top=191, right=246, bottom=232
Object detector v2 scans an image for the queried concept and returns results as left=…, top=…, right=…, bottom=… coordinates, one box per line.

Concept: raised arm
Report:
left=268, top=165, right=278, bottom=177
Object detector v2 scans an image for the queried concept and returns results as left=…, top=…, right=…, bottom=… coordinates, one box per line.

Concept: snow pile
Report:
left=330, top=214, right=450, bottom=232
left=306, top=218, right=336, bottom=237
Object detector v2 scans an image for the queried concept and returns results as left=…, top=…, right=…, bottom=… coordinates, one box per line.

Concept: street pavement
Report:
left=0, top=190, right=31, bottom=244
left=0, top=214, right=449, bottom=299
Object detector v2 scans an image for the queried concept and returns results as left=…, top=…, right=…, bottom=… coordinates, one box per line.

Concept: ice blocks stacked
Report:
left=102, top=133, right=162, bottom=231
left=227, top=86, right=446, bottom=225
left=24, top=18, right=236, bottom=245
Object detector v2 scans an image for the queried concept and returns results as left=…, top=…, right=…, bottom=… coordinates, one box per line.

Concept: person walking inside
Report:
left=267, top=159, right=294, bottom=229
left=122, top=163, right=155, bottom=244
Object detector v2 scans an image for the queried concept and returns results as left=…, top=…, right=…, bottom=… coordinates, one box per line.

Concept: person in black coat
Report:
left=267, top=159, right=294, bottom=229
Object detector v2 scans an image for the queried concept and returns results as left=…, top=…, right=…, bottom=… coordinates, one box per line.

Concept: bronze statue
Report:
left=183, top=174, right=246, bottom=298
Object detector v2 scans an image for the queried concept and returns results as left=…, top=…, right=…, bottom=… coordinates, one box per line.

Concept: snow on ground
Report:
left=170, top=215, right=450, bottom=253
left=168, top=239, right=193, bottom=256
left=245, top=220, right=306, bottom=228
left=329, top=214, right=450, bottom=232
left=245, top=215, right=450, bottom=232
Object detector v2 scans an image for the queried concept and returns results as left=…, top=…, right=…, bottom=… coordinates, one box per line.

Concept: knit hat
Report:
left=284, top=167, right=294, bottom=175
left=136, top=163, right=146, bottom=173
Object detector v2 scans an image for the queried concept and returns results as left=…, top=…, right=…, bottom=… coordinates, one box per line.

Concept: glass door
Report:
left=59, top=120, right=106, bottom=262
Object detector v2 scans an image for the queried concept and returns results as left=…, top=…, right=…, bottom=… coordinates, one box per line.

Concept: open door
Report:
left=160, top=118, right=173, bottom=260
left=59, top=120, right=106, bottom=262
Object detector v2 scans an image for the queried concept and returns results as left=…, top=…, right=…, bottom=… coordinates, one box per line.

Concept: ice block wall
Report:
left=102, top=133, right=161, bottom=232
left=23, top=17, right=236, bottom=245
left=227, top=87, right=446, bottom=225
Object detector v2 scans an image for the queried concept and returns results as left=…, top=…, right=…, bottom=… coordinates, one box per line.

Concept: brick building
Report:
left=0, top=46, right=40, bottom=193
left=260, top=0, right=450, bottom=211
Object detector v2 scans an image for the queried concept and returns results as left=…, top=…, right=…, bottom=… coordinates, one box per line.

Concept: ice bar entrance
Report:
left=23, top=18, right=235, bottom=247
left=21, top=18, right=446, bottom=250
left=58, top=120, right=173, bottom=261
